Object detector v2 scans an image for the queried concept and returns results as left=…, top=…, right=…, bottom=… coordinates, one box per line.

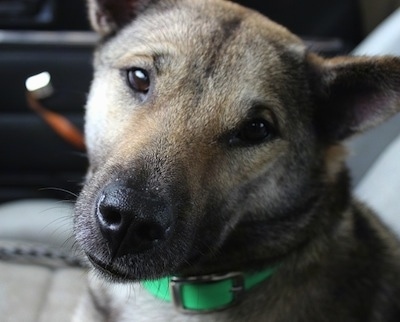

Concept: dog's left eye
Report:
left=127, top=68, right=150, bottom=94
left=231, top=118, right=273, bottom=146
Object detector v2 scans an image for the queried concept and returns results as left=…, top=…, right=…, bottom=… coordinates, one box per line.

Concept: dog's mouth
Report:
left=83, top=238, right=212, bottom=282
left=82, top=231, right=205, bottom=281
left=86, top=253, right=131, bottom=281
left=86, top=252, right=160, bottom=282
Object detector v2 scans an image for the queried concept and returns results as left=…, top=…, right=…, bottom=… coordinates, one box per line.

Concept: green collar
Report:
left=142, top=267, right=277, bottom=314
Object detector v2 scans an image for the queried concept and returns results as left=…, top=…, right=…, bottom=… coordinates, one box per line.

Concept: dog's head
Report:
left=75, top=0, right=400, bottom=282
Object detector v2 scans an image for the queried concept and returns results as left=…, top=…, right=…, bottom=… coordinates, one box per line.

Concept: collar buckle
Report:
left=170, top=272, right=245, bottom=314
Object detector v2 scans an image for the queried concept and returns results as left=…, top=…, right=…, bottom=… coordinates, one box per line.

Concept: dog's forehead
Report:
left=100, top=0, right=304, bottom=70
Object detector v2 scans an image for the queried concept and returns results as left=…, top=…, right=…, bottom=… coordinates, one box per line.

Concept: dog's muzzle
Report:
left=95, top=180, right=172, bottom=259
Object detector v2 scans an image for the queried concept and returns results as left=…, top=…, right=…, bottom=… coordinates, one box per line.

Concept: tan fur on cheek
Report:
left=85, top=72, right=154, bottom=168
left=85, top=71, right=122, bottom=148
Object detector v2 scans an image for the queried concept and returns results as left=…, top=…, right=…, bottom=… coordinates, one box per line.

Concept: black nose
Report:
left=96, top=181, right=171, bottom=258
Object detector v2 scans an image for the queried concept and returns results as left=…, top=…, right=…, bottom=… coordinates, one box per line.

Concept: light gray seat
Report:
left=0, top=200, right=86, bottom=322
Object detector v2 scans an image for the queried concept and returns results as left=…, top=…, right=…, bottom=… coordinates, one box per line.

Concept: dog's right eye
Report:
left=229, top=118, right=275, bottom=147
left=126, top=68, right=150, bottom=94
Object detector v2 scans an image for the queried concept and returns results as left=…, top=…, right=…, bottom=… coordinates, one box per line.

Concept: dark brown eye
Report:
left=232, top=118, right=273, bottom=146
left=127, top=68, right=150, bottom=94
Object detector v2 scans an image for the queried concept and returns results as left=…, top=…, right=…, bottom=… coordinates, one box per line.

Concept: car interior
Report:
left=0, top=0, right=399, bottom=320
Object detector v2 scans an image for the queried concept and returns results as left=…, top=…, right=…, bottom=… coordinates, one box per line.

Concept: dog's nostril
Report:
left=98, top=203, right=123, bottom=230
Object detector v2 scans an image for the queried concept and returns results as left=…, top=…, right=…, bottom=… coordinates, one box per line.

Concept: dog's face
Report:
left=75, top=0, right=400, bottom=282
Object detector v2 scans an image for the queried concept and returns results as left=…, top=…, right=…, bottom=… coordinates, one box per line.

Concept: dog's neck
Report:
left=141, top=266, right=278, bottom=314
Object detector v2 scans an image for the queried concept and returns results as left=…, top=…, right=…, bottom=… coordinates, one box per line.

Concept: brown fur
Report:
left=74, top=0, right=400, bottom=321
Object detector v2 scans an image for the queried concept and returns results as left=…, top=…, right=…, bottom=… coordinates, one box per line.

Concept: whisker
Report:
left=39, top=187, right=79, bottom=198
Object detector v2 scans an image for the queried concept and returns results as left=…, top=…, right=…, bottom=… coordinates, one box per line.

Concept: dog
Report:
left=73, top=0, right=400, bottom=321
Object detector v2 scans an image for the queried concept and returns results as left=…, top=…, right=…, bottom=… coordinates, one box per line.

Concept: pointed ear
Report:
left=309, top=53, right=400, bottom=142
left=87, top=0, right=157, bottom=36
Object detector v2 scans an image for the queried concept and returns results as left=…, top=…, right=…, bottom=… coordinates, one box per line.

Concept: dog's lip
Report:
left=86, top=253, right=129, bottom=280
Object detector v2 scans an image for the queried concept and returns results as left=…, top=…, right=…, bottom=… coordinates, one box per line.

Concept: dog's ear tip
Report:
left=87, top=0, right=113, bottom=35
left=87, top=0, right=155, bottom=36
left=87, top=9, right=114, bottom=36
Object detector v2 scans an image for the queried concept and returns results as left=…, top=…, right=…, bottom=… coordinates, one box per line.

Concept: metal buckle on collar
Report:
left=170, top=272, right=245, bottom=314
